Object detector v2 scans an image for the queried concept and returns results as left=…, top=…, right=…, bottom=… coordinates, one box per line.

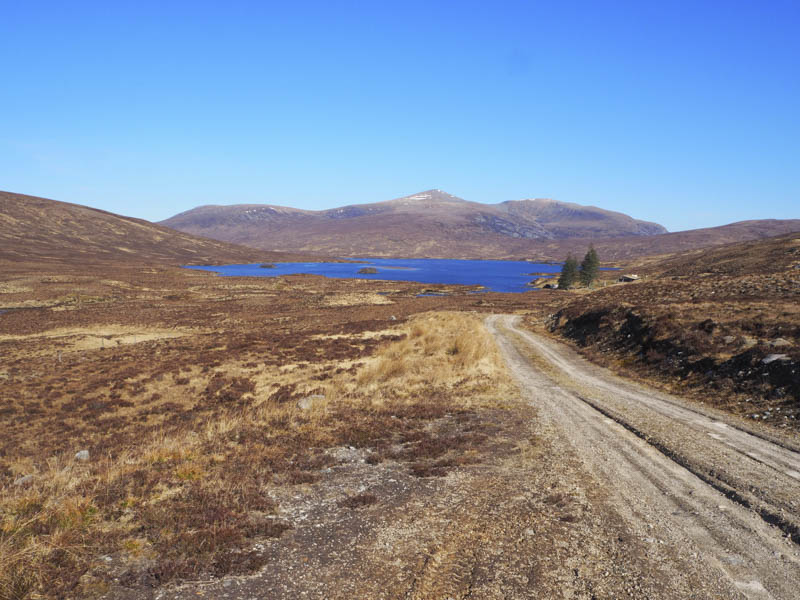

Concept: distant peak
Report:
left=516, top=197, right=559, bottom=204
left=399, top=189, right=465, bottom=203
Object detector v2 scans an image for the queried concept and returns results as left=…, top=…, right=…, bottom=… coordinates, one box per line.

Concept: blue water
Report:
left=185, top=258, right=564, bottom=293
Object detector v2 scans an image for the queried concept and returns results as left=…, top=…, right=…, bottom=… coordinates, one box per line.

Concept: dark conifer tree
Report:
left=579, top=246, right=599, bottom=287
left=558, top=254, right=578, bottom=289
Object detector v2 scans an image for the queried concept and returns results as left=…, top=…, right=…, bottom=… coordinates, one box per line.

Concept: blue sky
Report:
left=1, top=1, right=798, bottom=232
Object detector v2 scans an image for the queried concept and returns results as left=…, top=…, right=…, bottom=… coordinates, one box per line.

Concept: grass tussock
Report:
left=0, top=311, right=514, bottom=598
left=352, top=311, right=509, bottom=402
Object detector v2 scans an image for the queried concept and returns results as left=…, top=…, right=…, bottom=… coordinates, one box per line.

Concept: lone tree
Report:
left=579, top=246, right=599, bottom=287
left=558, top=254, right=579, bottom=289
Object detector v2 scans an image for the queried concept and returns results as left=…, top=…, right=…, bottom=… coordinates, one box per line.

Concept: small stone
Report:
left=769, top=338, right=792, bottom=348
left=75, top=450, right=90, bottom=461
left=326, top=446, right=362, bottom=463
left=14, top=474, right=33, bottom=486
left=389, top=315, right=397, bottom=321
left=723, top=336, right=736, bottom=344
left=297, top=394, right=324, bottom=410
left=762, top=354, right=790, bottom=364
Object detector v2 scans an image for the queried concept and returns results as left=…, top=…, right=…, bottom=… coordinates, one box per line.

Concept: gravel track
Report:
left=488, top=314, right=800, bottom=600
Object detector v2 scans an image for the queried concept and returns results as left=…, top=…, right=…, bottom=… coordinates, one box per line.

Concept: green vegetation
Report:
left=557, top=255, right=578, bottom=289
left=579, top=246, right=599, bottom=287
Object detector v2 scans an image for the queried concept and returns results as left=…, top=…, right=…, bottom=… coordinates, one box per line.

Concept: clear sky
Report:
left=1, top=1, right=798, bottom=232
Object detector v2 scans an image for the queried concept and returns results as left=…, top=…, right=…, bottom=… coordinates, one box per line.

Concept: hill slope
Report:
left=161, top=189, right=667, bottom=258
left=650, top=230, right=800, bottom=277
left=516, top=219, right=800, bottom=263
left=0, top=190, right=304, bottom=265
left=546, top=232, right=800, bottom=426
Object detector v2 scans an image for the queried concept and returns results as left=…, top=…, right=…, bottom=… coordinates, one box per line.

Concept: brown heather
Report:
left=0, top=266, right=530, bottom=600
left=540, top=233, right=800, bottom=429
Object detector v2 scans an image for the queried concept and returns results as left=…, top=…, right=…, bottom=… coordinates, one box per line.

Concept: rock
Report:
left=762, top=354, right=790, bottom=364
left=389, top=315, right=397, bottom=321
left=75, top=449, right=90, bottom=461
left=741, top=336, right=757, bottom=348
left=769, top=338, right=792, bottom=348
left=723, top=336, right=736, bottom=344
left=14, top=474, right=33, bottom=486
left=326, top=446, right=363, bottom=463
left=297, top=394, right=325, bottom=410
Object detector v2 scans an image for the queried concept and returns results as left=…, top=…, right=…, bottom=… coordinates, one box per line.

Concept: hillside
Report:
left=543, top=232, right=800, bottom=427
left=531, top=219, right=800, bottom=263
left=160, top=189, right=667, bottom=258
left=647, top=231, right=800, bottom=276
left=0, top=190, right=309, bottom=266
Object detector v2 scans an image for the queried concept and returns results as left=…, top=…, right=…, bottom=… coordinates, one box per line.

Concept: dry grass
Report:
left=0, top=311, right=515, bottom=598
left=321, top=292, right=394, bottom=306
left=350, top=311, right=510, bottom=402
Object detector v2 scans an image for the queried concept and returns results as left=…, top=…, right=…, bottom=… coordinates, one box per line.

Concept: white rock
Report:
left=762, top=354, right=790, bottom=364
left=75, top=450, right=90, bottom=461
left=297, top=394, right=325, bottom=410
left=14, top=474, right=33, bottom=486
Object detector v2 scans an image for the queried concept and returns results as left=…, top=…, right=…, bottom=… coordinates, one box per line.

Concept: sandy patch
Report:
left=0, top=325, right=197, bottom=352
left=99, top=279, right=135, bottom=289
left=0, top=282, right=32, bottom=294
left=310, top=330, right=397, bottom=341
left=322, top=293, right=394, bottom=307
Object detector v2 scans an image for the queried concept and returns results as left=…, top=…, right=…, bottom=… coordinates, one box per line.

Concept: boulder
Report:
left=75, top=449, right=90, bottom=461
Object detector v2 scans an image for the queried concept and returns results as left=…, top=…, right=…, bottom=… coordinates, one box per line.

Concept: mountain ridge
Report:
left=160, top=189, right=669, bottom=257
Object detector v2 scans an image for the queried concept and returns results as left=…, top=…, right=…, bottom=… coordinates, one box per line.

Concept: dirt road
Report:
left=487, top=314, right=800, bottom=599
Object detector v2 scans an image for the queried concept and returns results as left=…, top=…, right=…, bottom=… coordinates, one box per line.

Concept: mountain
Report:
left=0, top=190, right=309, bottom=266
left=160, top=189, right=667, bottom=258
